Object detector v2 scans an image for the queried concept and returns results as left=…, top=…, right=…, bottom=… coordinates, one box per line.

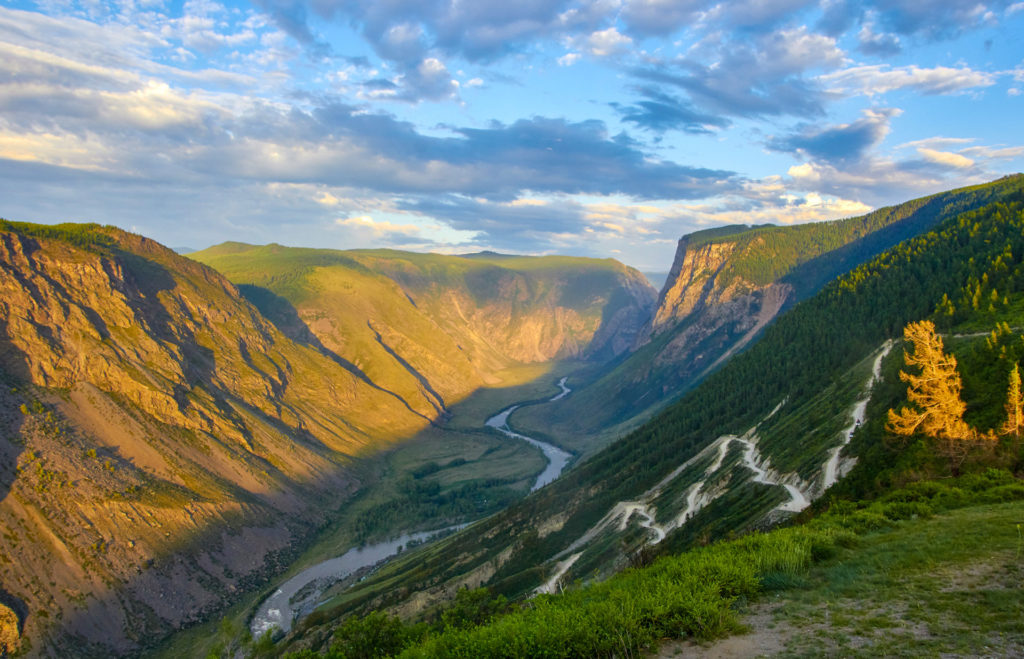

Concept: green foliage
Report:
left=0, top=219, right=116, bottom=250
left=278, top=465, right=1023, bottom=659
left=438, top=587, right=510, bottom=630
left=349, top=475, right=520, bottom=544
left=327, top=612, right=421, bottom=659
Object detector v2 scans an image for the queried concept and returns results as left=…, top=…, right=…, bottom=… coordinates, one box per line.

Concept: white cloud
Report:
left=583, top=28, right=633, bottom=57
left=821, top=64, right=996, bottom=96
left=916, top=147, right=974, bottom=169
left=335, top=215, right=423, bottom=237
left=558, top=52, right=581, bottom=66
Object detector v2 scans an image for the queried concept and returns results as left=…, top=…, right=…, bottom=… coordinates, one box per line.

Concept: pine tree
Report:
left=1001, top=362, right=1023, bottom=437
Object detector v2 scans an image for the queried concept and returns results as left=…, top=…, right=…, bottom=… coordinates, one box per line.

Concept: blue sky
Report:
left=0, top=0, right=1022, bottom=271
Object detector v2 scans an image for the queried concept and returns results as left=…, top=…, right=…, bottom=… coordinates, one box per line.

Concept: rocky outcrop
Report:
left=0, top=225, right=430, bottom=656
left=0, top=602, right=18, bottom=655
left=648, top=237, right=740, bottom=335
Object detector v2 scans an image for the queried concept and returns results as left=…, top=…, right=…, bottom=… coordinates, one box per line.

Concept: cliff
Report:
left=512, top=175, right=1024, bottom=453
left=0, top=223, right=429, bottom=656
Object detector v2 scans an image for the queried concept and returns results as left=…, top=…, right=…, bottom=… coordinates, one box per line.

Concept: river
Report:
left=249, top=376, right=575, bottom=636
left=484, top=378, right=574, bottom=491
left=250, top=528, right=454, bottom=637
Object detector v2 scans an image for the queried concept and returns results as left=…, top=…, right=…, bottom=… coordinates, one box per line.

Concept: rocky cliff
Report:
left=0, top=223, right=431, bottom=656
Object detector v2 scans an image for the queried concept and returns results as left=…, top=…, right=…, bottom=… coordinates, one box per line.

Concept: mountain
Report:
left=0, top=222, right=451, bottom=655
left=189, top=245, right=656, bottom=419
left=0, top=225, right=655, bottom=656
left=275, top=176, right=1024, bottom=650
left=513, top=176, right=1024, bottom=453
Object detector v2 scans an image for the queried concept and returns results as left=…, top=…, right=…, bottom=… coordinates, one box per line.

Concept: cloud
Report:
left=614, top=87, right=730, bottom=134
left=812, top=0, right=1009, bottom=43
left=916, top=147, right=974, bottom=169
left=857, top=21, right=901, bottom=56
left=395, top=194, right=589, bottom=251
left=703, top=0, right=818, bottom=31
left=767, top=108, right=900, bottom=163
left=335, top=215, right=424, bottom=237
left=781, top=138, right=1023, bottom=206
left=619, top=0, right=710, bottom=37
left=820, top=64, right=997, bottom=96
left=632, top=27, right=842, bottom=120
left=558, top=52, right=581, bottom=66
left=579, top=27, right=632, bottom=57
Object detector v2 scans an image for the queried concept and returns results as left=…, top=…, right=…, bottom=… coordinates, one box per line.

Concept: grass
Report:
left=768, top=500, right=1024, bottom=657
left=273, top=471, right=1024, bottom=659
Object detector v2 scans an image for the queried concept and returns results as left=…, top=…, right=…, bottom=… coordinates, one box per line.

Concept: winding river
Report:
left=484, top=378, right=574, bottom=491
left=249, top=377, right=575, bottom=636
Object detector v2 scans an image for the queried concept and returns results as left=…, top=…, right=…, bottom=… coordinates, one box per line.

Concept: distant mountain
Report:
left=189, top=245, right=657, bottom=418
left=278, top=176, right=1024, bottom=646
left=641, top=271, right=670, bottom=290
left=514, top=175, right=1024, bottom=453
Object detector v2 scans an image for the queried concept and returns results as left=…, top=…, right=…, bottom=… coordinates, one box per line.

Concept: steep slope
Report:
left=0, top=223, right=435, bottom=656
left=278, top=178, right=1024, bottom=642
left=0, top=225, right=656, bottom=656
left=189, top=245, right=656, bottom=419
left=514, top=175, right=1024, bottom=452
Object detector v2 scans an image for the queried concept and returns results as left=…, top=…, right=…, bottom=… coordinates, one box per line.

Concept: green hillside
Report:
left=513, top=175, right=1024, bottom=454
left=190, top=244, right=656, bottom=422
left=260, top=181, right=1024, bottom=655
left=273, top=474, right=1024, bottom=658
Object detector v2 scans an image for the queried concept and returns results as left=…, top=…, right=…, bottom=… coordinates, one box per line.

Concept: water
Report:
left=250, top=528, right=451, bottom=637
left=251, top=377, right=576, bottom=636
left=485, top=404, right=573, bottom=491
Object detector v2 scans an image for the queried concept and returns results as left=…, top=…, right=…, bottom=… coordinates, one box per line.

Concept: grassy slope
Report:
left=191, top=245, right=654, bottom=413
left=276, top=474, right=1024, bottom=658
left=758, top=501, right=1024, bottom=657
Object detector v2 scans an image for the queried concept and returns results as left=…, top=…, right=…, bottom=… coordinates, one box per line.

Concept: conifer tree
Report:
left=887, top=320, right=974, bottom=441
left=1001, top=362, right=1023, bottom=437
left=887, top=320, right=981, bottom=474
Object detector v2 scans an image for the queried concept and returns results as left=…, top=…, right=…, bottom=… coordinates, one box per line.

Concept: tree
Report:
left=887, top=320, right=981, bottom=474
left=1001, top=362, right=1023, bottom=438
left=887, top=320, right=974, bottom=440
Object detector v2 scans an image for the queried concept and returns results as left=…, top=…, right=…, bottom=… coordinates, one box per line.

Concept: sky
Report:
left=0, top=0, right=1022, bottom=272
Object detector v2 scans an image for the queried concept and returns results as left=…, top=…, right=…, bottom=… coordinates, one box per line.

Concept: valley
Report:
left=251, top=175, right=1024, bottom=657
left=2, top=175, right=1023, bottom=657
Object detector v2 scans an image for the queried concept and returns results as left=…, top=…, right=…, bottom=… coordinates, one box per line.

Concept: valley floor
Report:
left=659, top=500, right=1024, bottom=658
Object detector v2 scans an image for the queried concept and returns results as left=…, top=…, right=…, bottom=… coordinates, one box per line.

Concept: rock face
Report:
left=648, top=237, right=742, bottom=334
left=0, top=225, right=657, bottom=656
left=0, top=224, right=434, bottom=656
left=637, top=234, right=796, bottom=380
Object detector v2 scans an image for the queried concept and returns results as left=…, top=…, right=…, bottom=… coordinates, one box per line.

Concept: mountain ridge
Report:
left=512, top=175, right=1024, bottom=453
